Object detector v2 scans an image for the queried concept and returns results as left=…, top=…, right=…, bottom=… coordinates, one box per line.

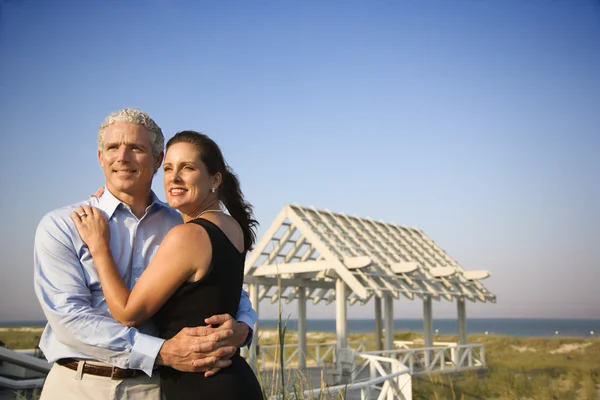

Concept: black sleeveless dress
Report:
left=154, top=218, right=263, bottom=400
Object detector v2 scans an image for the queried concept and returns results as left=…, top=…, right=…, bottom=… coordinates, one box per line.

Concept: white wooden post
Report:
left=384, top=293, right=394, bottom=351
left=336, top=279, right=348, bottom=349
left=248, top=283, right=259, bottom=367
left=399, top=367, right=412, bottom=400
left=457, top=297, right=467, bottom=367
left=297, top=286, right=307, bottom=369
left=423, top=296, right=433, bottom=368
left=375, top=296, right=383, bottom=351
left=387, top=363, right=396, bottom=400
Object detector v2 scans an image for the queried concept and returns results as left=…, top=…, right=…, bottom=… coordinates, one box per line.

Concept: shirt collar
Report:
left=96, top=187, right=170, bottom=219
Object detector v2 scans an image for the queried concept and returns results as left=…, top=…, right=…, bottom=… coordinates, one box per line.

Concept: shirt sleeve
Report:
left=235, top=288, right=257, bottom=347
left=33, top=214, right=163, bottom=376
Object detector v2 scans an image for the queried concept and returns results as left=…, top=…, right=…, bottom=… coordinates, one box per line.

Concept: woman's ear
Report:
left=212, top=172, right=223, bottom=190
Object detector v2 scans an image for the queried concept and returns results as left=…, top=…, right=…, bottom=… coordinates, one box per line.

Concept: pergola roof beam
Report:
left=288, top=205, right=369, bottom=298
left=284, top=236, right=306, bottom=262
left=381, top=223, right=454, bottom=300
left=402, top=227, right=486, bottom=300
left=245, top=208, right=289, bottom=274
left=244, top=276, right=336, bottom=290
left=366, top=220, right=447, bottom=298
left=266, top=226, right=297, bottom=264
left=252, top=259, right=330, bottom=276
left=337, top=212, right=407, bottom=297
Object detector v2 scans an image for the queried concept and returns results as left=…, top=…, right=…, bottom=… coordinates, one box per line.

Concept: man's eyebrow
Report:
left=129, top=142, right=149, bottom=149
left=103, top=141, right=148, bottom=148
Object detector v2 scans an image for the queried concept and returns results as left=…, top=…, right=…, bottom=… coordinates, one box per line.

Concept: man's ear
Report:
left=154, top=151, right=164, bottom=172
left=98, top=150, right=104, bottom=168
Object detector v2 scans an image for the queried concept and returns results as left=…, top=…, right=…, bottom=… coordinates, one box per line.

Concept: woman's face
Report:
left=163, top=142, right=216, bottom=214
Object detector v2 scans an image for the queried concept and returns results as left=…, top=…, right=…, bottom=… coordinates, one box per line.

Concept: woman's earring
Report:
left=210, top=188, right=216, bottom=193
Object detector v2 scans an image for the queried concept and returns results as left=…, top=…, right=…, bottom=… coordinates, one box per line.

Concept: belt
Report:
left=56, top=358, right=139, bottom=380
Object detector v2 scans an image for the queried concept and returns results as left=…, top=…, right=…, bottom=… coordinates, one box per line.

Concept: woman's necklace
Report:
left=194, top=209, right=224, bottom=219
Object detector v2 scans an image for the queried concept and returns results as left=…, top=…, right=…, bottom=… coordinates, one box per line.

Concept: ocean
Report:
left=257, top=318, right=599, bottom=338
left=1, top=318, right=598, bottom=338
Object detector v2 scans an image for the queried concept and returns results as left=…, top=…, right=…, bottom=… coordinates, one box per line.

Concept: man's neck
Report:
left=106, top=186, right=153, bottom=219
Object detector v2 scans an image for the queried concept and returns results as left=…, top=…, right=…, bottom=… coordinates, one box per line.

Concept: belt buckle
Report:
left=110, top=365, right=118, bottom=380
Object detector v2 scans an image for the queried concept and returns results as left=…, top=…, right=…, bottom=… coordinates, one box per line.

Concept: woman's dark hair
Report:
left=166, top=130, right=258, bottom=251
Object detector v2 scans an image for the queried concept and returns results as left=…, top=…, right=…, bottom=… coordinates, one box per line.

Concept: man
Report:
left=33, top=108, right=257, bottom=399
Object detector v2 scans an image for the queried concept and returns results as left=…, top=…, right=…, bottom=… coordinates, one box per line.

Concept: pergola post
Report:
left=384, top=293, right=394, bottom=351
left=457, top=297, right=467, bottom=366
left=423, top=296, right=433, bottom=367
left=457, top=297, right=467, bottom=345
left=336, top=278, right=348, bottom=349
left=297, top=287, right=307, bottom=369
left=248, top=283, right=259, bottom=367
left=374, top=296, right=383, bottom=351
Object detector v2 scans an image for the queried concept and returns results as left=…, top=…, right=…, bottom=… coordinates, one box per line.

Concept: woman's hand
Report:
left=72, top=205, right=110, bottom=255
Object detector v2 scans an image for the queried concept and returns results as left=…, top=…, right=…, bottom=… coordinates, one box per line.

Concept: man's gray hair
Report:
left=98, top=108, right=164, bottom=157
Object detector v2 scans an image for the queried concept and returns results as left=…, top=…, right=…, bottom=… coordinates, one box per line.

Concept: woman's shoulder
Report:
left=162, top=222, right=211, bottom=249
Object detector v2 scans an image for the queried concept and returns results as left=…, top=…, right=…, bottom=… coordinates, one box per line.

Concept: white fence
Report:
left=252, top=339, right=485, bottom=375
left=0, top=347, right=51, bottom=390
left=258, top=340, right=485, bottom=399
left=253, top=340, right=372, bottom=368
left=364, top=343, right=486, bottom=374
left=268, top=352, right=412, bottom=400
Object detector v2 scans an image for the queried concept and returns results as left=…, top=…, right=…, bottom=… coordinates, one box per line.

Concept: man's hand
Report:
left=205, top=314, right=250, bottom=348
left=156, top=325, right=237, bottom=373
left=202, top=314, right=251, bottom=377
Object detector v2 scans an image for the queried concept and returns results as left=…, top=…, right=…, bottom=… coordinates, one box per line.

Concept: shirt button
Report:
left=136, top=249, right=140, bottom=253
left=135, top=278, right=139, bottom=282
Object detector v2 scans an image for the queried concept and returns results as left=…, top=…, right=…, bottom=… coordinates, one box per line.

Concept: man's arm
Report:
left=235, top=288, right=257, bottom=347
left=33, top=214, right=163, bottom=376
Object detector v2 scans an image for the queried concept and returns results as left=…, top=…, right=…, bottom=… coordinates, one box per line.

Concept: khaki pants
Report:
left=40, top=363, right=162, bottom=400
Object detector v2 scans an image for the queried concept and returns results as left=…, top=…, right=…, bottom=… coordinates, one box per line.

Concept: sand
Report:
left=549, top=342, right=592, bottom=354
left=510, top=345, right=537, bottom=353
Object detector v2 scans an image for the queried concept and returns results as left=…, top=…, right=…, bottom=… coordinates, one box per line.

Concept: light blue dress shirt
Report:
left=34, top=188, right=257, bottom=377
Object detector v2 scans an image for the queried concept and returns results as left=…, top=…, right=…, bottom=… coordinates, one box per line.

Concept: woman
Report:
left=72, top=130, right=263, bottom=399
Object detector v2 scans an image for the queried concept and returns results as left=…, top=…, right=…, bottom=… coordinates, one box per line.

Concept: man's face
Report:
left=98, top=122, right=162, bottom=199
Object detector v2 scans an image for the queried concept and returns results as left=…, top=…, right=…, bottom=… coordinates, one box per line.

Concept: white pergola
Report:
left=244, top=204, right=495, bottom=368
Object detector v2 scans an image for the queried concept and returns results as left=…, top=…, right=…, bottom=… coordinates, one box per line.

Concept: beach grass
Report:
left=0, top=327, right=43, bottom=350
left=2, top=328, right=599, bottom=399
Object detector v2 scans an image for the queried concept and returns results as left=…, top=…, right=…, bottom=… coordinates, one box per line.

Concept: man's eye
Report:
left=164, top=167, right=172, bottom=172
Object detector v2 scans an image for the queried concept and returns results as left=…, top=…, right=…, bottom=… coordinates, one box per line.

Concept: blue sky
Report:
left=0, top=0, right=598, bottom=321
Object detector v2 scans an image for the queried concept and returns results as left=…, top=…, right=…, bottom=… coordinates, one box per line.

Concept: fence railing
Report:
left=269, top=352, right=412, bottom=400
left=0, top=346, right=51, bottom=390
left=254, top=340, right=373, bottom=368
left=362, top=343, right=485, bottom=374
left=251, top=339, right=485, bottom=375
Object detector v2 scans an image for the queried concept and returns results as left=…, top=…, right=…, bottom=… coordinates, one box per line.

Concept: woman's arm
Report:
left=72, top=205, right=212, bottom=327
